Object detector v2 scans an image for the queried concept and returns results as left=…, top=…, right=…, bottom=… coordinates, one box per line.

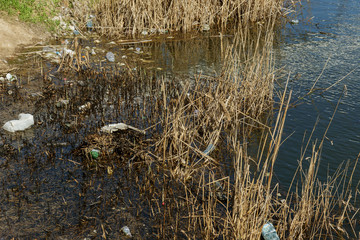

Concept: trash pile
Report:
left=0, top=73, right=17, bottom=83
left=74, top=122, right=149, bottom=172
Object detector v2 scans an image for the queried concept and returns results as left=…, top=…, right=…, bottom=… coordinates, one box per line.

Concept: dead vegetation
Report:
left=65, top=0, right=298, bottom=37
left=43, top=16, right=359, bottom=238
left=0, top=1, right=358, bottom=238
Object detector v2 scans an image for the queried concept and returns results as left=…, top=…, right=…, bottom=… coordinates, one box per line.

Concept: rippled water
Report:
left=145, top=0, right=360, bottom=191
left=274, top=0, right=360, bottom=189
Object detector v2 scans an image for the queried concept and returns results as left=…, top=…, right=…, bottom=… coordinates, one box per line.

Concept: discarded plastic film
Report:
left=86, top=20, right=93, bottom=31
left=203, top=143, right=215, bottom=155
left=101, top=123, right=146, bottom=134
left=106, top=52, right=115, bottom=62
left=121, top=226, right=132, bottom=237
left=262, top=222, right=280, bottom=240
left=6, top=73, right=16, bottom=82
left=2, top=113, right=34, bottom=133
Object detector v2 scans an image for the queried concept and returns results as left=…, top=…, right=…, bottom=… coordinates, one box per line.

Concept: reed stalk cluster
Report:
left=54, top=1, right=359, bottom=237
left=68, top=0, right=296, bottom=36
left=142, top=22, right=358, bottom=240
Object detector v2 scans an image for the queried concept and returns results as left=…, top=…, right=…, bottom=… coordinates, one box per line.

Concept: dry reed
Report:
left=143, top=20, right=359, bottom=240
left=52, top=2, right=359, bottom=238
left=68, top=0, right=297, bottom=37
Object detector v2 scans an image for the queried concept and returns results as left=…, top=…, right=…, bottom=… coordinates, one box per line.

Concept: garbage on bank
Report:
left=2, top=113, right=35, bottom=133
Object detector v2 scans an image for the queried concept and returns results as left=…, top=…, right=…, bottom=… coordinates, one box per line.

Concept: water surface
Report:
left=274, top=0, right=360, bottom=189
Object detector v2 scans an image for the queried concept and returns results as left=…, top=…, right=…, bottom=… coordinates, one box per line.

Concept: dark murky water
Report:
left=0, top=0, right=360, bottom=238
left=274, top=0, right=360, bottom=189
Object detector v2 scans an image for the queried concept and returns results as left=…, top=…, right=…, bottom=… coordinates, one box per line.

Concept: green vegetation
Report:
left=0, top=0, right=60, bottom=30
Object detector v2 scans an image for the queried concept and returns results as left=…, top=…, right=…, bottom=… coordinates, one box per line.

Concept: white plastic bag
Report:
left=2, top=113, right=34, bottom=133
left=101, top=123, right=145, bottom=134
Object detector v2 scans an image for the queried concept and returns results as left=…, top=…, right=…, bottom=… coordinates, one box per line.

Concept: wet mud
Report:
left=0, top=35, right=236, bottom=239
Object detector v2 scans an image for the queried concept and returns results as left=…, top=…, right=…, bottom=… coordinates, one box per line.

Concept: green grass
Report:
left=0, top=0, right=60, bottom=30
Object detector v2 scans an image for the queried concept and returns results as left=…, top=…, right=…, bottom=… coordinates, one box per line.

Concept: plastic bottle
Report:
left=262, top=222, right=280, bottom=240
left=90, top=149, right=100, bottom=159
left=2, top=113, right=34, bottom=133
left=121, top=226, right=132, bottom=237
left=203, top=143, right=215, bottom=155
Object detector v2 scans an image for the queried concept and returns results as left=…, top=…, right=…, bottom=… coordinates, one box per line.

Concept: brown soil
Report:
left=0, top=14, right=50, bottom=71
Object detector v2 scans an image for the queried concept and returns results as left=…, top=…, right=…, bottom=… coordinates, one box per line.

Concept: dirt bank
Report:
left=0, top=14, right=49, bottom=71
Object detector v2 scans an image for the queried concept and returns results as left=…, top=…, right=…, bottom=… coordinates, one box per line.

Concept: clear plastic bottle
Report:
left=262, top=222, right=280, bottom=240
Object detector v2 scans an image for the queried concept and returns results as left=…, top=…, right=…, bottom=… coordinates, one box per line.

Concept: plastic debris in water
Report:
left=101, top=123, right=146, bottom=134
left=2, top=113, right=34, bottom=133
left=202, top=24, right=210, bottom=31
left=106, top=52, right=115, bottom=62
left=290, top=19, right=299, bottom=24
left=6, top=73, right=16, bottom=82
left=135, top=47, right=141, bottom=53
left=203, top=143, right=215, bottom=155
left=86, top=20, right=93, bottom=30
left=90, top=149, right=100, bottom=159
left=262, top=222, right=280, bottom=240
left=63, top=49, right=75, bottom=57
left=121, top=226, right=132, bottom=237
left=79, top=102, right=91, bottom=111
left=141, top=30, right=148, bottom=35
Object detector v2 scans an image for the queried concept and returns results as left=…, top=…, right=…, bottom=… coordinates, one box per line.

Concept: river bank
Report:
left=0, top=14, right=49, bottom=71
left=0, top=0, right=358, bottom=238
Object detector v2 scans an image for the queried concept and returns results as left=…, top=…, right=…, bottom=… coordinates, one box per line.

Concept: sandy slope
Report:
left=0, top=15, right=49, bottom=71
